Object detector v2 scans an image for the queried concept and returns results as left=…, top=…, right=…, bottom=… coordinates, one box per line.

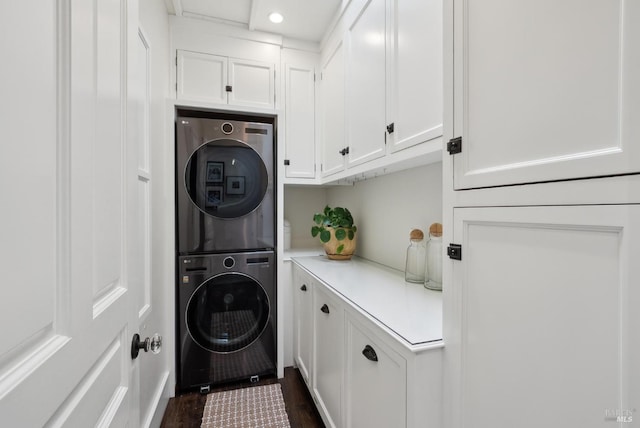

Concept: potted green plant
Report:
left=311, top=205, right=358, bottom=260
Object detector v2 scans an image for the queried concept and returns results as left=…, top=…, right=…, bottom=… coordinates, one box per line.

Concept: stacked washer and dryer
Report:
left=175, top=111, right=276, bottom=393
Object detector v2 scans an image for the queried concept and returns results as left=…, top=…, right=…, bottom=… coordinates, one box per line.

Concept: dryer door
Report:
left=186, top=272, right=270, bottom=353
left=185, top=139, right=269, bottom=219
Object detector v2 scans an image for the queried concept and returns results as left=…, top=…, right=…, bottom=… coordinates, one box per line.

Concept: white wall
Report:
left=284, top=186, right=328, bottom=248
left=326, top=163, right=443, bottom=271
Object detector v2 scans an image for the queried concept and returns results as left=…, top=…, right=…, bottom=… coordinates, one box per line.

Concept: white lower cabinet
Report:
left=293, top=267, right=313, bottom=386
left=292, top=262, right=443, bottom=428
left=312, top=284, right=344, bottom=428
left=345, top=315, right=406, bottom=428
left=450, top=204, right=640, bottom=428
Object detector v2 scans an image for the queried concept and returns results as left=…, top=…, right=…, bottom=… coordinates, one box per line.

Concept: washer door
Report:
left=185, top=139, right=269, bottom=219
left=186, top=272, right=270, bottom=353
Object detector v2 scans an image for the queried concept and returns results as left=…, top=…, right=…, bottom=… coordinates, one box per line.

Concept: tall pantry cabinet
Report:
left=443, top=1, right=640, bottom=428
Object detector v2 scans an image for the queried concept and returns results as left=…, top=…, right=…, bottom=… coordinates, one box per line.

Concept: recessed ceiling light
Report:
left=269, top=12, right=284, bottom=24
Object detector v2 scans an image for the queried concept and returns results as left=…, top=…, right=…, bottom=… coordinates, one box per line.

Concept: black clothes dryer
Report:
left=177, top=251, right=276, bottom=391
left=176, top=113, right=274, bottom=254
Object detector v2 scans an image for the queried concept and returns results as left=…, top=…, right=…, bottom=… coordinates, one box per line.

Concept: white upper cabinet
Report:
left=320, top=0, right=444, bottom=180
left=227, top=58, right=275, bottom=108
left=345, top=0, right=387, bottom=168
left=321, top=41, right=347, bottom=177
left=387, top=0, right=443, bottom=152
left=177, top=50, right=275, bottom=108
left=177, top=50, right=227, bottom=104
left=451, top=0, right=640, bottom=189
left=284, top=56, right=317, bottom=180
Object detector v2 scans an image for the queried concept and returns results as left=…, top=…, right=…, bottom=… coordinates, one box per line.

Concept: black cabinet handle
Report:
left=300, top=284, right=307, bottom=291
left=386, top=123, right=395, bottom=134
left=362, top=345, right=378, bottom=362
left=320, top=304, right=330, bottom=314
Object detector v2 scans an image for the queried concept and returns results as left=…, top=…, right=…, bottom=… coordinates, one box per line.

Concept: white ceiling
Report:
left=171, top=0, right=344, bottom=43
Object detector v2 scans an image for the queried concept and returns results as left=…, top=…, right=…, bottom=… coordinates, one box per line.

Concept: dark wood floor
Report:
left=160, top=367, right=325, bottom=428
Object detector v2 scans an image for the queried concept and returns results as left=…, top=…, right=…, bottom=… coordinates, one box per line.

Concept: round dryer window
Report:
left=186, top=272, right=270, bottom=353
left=184, top=139, right=269, bottom=219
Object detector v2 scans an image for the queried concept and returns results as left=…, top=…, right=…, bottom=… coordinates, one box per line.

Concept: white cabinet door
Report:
left=177, top=50, right=227, bottom=104
left=345, top=0, right=387, bottom=168
left=321, top=41, right=347, bottom=177
left=388, top=0, right=443, bottom=152
left=285, top=63, right=316, bottom=179
left=293, top=268, right=314, bottom=386
left=313, top=285, right=345, bottom=428
left=345, top=315, right=406, bottom=428
left=176, top=51, right=275, bottom=108
left=450, top=205, right=640, bottom=428
left=228, top=57, right=275, bottom=108
left=452, top=0, right=640, bottom=189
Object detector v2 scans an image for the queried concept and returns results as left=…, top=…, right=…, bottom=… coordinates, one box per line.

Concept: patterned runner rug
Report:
left=201, top=384, right=291, bottom=428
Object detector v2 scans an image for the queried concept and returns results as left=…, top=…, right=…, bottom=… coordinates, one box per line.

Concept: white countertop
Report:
left=283, top=247, right=326, bottom=261
left=291, top=255, right=443, bottom=350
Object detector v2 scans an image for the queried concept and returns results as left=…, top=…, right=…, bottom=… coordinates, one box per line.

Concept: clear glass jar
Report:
left=425, top=224, right=442, bottom=290
left=405, top=229, right=427, bottom=283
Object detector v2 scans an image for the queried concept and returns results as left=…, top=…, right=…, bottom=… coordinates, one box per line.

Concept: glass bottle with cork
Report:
left=425, top=223, right=442, bottom=290
left=405, top=228, right=427, bottom=283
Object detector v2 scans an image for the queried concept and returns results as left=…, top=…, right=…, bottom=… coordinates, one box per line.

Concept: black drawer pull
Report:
left=320, top=304, right=330, bottom=314
left=300, top=284, right=307, bottom=291
left=362, top=345, right=378, bottom=362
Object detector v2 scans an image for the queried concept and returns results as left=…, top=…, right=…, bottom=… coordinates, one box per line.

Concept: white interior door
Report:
left=0, top=0, right=144, bottom=425
left=133, top=22, right=171, bottom=428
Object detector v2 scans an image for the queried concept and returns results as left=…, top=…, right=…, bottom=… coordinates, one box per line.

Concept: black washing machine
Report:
left=175, top=112, right=274, bottom=254
left=177, top=251, right=276, bottom=392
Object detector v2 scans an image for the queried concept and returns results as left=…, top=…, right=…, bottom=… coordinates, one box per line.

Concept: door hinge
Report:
left=386, top=123, right=394, bottom=134
left=284, top=159, right=290, bottom=166
left=447, top=244, right=462, bottom=261
left=447, top=137, right=462, bottom=155
left=225, top=85, right=233, bottom=92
